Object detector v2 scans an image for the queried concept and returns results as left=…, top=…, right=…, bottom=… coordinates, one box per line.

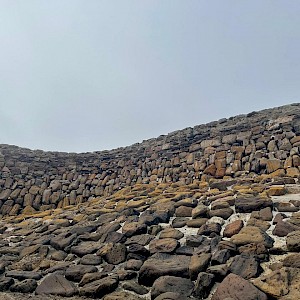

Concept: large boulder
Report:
left=153, top=292, right=187, bottom=300
left=229, top=255, right=261, bottom=279
left=36, top=274, right=77, bottom=296
left=212, top=273, right=267, bottom=300
left=192, top=205, right=208, bottom=219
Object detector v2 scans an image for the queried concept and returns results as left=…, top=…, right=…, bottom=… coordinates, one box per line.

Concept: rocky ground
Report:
left=0, top=177, right=299, bottom=299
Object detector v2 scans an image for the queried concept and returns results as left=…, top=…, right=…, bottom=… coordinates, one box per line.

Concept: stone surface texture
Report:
left=0, top=104, right=298, bottom=299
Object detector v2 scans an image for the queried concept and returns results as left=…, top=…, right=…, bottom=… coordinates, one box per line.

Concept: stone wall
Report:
left=0, top=103, right=299, bottom=215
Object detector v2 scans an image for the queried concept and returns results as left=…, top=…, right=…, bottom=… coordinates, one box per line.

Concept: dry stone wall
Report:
left=0, top=103, right=299, bottom=215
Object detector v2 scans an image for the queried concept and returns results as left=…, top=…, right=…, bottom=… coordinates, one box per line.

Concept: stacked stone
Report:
left=0, top=180, right=299, bottom=299
left=0, top=103, right=299, bottom=216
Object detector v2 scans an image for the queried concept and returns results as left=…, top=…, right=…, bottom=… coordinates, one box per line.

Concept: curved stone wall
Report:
left=0, top=103, right=299, bottom=215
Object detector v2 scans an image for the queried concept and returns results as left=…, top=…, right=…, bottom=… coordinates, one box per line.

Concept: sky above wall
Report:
left=0, top=1, right=299, bottom=152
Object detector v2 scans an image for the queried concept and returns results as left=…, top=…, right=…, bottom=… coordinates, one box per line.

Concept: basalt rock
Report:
left=35, top=274, right=77, bottom=296
left=0, top=104, right=299, bottom=300
left=151, top=276, right=194, bottom=299
left=138, top=254, right=190, bottom=286
left=212, top=273, right=268, bottom=300
left=0, top=104, right=298, bottom=216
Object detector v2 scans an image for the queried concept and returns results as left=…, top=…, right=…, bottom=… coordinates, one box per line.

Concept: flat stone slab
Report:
left=151, top=276, right=194, bottom=299
left=235, top=197, right=273, bottom=213
left=138, top=253, right=191, bottom=286
left=212, top=273, right=267, bottom=300
left=36, top=274, right=77, bottom=296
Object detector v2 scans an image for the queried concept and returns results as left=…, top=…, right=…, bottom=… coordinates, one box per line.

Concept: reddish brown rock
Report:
left=223, top=220, right=244, bottom=238
left=238, top=242, right=268, bottom=259
left=159, top=228, right=184, bottom=240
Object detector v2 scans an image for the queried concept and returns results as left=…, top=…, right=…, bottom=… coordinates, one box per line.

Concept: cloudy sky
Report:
left=0, top=1, right=299, bottom=152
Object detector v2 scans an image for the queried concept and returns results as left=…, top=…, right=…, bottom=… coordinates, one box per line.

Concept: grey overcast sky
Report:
left=0, top=1, right=299, bottom=153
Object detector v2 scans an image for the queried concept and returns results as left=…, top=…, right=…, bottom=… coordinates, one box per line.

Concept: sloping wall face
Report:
left=0, top=104, right=299, bottom=215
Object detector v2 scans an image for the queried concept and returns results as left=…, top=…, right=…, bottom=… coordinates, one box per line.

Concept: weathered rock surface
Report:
left=189, top=253, right=211, bottom=280
left=212, top=273, right=268, bottom=300
left=223, top=220, right=244, bottom=237
left=193, top=272, right=215, bottom=299
left=229, top=255, right=261, bottom=279
left=151, top=276, right=194, bottom=299
left=253, top=267, right=300, bottom=299
left=79, top=275, right=119, bottom=298
left=138, top=254, right=190, bottom=286
left=286, top=230, right=300, bottom=251
left=65, top=265, right=98, bottom=282
left=235, top=196, right=273, bottom=213
left=149, top=238, right=179, bottom=254
left=230, top=226, right=274, bottom=248
left=36, top=274, right=77, bottom=296
left=0, top=104, right=299, bottom=300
